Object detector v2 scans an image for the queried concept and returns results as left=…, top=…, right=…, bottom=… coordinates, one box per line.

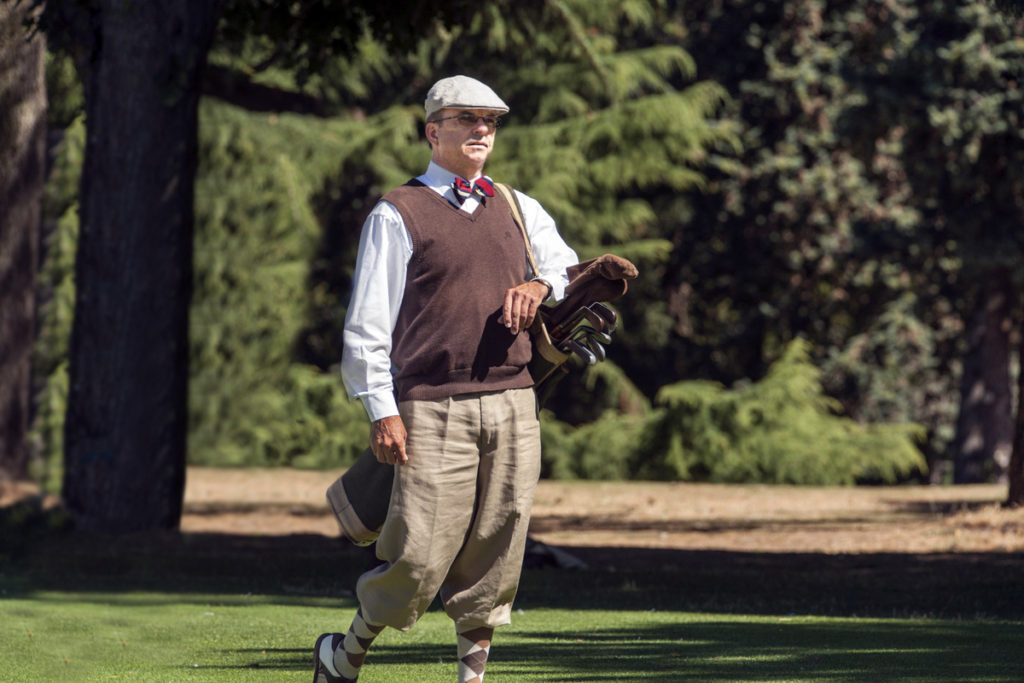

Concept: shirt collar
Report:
left=422, top=161, right=486, bottom=187
left=420, top=161, right=484, bottom=210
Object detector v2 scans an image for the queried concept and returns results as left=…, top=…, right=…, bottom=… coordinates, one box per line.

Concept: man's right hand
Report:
left=371, top=415, right=409, bottom=465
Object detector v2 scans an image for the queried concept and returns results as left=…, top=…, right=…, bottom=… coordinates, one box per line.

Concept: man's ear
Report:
left=425, top=121, right=438, bottom=147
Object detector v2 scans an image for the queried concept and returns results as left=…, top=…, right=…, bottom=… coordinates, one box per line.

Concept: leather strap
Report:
left=494, top=182, right=539, bottom=277
left=495, top=182, right=568, bottom=371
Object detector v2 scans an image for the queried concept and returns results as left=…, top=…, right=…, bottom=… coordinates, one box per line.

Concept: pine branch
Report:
left=546, top=0, right=614, bottom=102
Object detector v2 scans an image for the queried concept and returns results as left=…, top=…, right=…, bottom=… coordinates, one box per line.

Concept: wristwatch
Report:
left=532, top=277, right=553, bottom=299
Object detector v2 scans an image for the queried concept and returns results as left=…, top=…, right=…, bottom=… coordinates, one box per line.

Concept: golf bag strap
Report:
left=495, top=182, right=569, bottom=383
left=495, top=182, right=540, bottom=278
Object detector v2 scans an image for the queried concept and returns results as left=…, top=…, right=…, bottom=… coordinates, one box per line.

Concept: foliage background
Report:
left=30, top=0, right=1024, bottom=487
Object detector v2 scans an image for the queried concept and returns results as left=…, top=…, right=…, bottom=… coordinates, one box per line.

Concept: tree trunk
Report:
left=62, top=0, right=221, bottom=532
left=0, top=3, right=46, bottom=483
left=1008, top=328, right=1024, bottom=507
left=953, top=267, right=1014, bottom=484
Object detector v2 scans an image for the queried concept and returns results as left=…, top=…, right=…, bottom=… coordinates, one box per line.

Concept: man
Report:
left=314, top=75, right=578, bottom=683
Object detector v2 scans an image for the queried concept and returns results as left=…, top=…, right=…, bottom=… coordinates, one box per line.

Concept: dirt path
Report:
left=180, top=467, right=1024, bottom=554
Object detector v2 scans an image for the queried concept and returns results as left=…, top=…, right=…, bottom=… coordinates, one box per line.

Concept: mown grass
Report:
left=2, top=508, right=1024, bottom=681
left=3, top=590, right=1024, bottom=681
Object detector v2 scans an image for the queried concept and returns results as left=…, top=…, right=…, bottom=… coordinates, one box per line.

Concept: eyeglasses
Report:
left=430, top=112, right=503, bottom=130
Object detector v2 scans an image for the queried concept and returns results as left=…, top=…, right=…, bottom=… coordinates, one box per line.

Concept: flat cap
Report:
left=425, top=75, right=509, bottom=119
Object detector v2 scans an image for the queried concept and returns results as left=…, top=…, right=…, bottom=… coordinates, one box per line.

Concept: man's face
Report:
left=427, top=108, right=499, bottom=178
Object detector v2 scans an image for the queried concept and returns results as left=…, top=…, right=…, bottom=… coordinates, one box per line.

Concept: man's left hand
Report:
left=500, top=280, right=550, bottom=335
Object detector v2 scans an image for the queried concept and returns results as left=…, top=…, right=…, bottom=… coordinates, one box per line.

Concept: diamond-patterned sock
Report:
left=333, top=609, right=384, bottom=681
left=456, top=625, right=493, bottom=683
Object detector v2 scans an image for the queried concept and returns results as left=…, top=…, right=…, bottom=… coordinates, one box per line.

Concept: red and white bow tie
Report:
left=452, top=175, right=495, bottom=204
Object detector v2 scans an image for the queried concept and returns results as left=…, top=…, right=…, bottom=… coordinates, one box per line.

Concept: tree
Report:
left=953, top=268, right=1013, bottom=483
left=669, top=0, right=963, bottom=476
left=672, top=0, right=1024, bottom=487
left=184, top=0, right=735, bottom=463
left=40, top=0, right=224, bottom=531
left=0, top=0, right=46, bottom=483
left=892, top=2, right=1023, bottom=485
left=1010, top=339, right=1024, bottom=506
left=31, top=0, right=497, bottom=531
left=33, top=0, right=933, bottom=490
left=835, top=0, right=1023, bottom=484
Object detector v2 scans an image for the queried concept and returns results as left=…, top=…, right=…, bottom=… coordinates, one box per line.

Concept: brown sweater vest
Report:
left=384, top=180, right=535, bottom=402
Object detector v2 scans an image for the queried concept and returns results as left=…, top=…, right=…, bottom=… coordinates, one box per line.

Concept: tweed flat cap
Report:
left=424, top=75, right=509, bottom=119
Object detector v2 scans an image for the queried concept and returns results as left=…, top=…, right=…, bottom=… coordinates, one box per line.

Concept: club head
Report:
left=562, top=339, right=598, bottom=366
left=580, top=308, right=607, bottom=333
left=549, top=307, right=588, bottom=343
left=568, top=325, right=612, bottom=349
left=569, top=328, right=609, bottom=362
left=576, top=327, right=612, bottom=346
left=587, top=303, right=617, bottom=333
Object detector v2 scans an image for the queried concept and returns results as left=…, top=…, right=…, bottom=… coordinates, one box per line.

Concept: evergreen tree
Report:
left=886, top=1, right=1024, bottom=484
left=31, top=67, right=83, bottom=492
left=669, top=0, right=962, bottom=470
left=189, top=102, right=375, bottom=467
left=672, top=0, right=1024, bottom=485
left=300, top=0, right=736, bottom=423
left=29, top=0, right=945, bottom=492
left=0, top=1, right=46, bottom=482
left=186, top=0, right=736, bottom=467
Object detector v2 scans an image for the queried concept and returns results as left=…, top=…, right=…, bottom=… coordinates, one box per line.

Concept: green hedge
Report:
left=542, top=339, right=926, bottom=485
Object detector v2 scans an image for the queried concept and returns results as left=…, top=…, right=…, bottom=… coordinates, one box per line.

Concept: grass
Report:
left=2, top=591, right=1024, bottom=681
left=2, top=503, right=1024, bottom=681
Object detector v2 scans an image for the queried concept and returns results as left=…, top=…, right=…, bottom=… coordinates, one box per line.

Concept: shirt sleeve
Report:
left=341, top=201, right=412, bottom=422
left=515, top=189, right=578, bottom=301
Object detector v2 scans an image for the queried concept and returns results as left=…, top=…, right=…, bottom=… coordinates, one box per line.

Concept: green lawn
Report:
left=2, top=507, right=1023, bottom=681
left=3, top=590, right=1024, bottom=682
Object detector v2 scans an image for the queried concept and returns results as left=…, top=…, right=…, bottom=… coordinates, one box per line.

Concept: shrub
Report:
left=635, top=339, right=927, bottom=485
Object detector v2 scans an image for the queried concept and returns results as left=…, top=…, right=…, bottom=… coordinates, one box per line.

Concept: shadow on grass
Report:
left=194, top=620, right=1024, bottom=681
left=5, top=516, right=1023, bottom=682
left=2, top=525, right=1023, bottom=620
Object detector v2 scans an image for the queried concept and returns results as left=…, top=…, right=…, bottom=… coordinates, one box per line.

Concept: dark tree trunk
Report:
left=1008, top=328, right=1024, bottom=507
left=953, top=267, right=1013, bottom=484
left=62, top=0, right=221, bottom=532
left=0, top=3, right=46, bottom=483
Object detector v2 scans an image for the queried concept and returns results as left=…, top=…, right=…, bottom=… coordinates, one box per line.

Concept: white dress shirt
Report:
left=341, top=161, right=579, bottom=422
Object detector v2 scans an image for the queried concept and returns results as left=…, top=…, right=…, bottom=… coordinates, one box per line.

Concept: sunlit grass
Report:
left=2, top=590, right=1023, bottom=681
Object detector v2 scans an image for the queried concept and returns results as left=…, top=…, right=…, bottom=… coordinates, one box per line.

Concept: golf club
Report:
left=562, top=339, right=598, bottom=366
left=584, top=338, right=606, bottom=361
left=587, top=302, right=618, bottom=333
left=570, top=327, right=612, bottom=346
left=580, top=307, right=607, bottom=333
left=571, top=327, right=610, bottom=362
left=549, top=306, right=594, bottom=342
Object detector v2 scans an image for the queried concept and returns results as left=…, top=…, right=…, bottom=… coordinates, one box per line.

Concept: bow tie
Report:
left=452, top=175, right=495, bottom=205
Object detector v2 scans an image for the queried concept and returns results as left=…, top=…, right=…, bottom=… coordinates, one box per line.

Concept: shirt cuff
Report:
left=361, top=391, right=400, bottom=423
left=537, top=273, right=568, bottom=302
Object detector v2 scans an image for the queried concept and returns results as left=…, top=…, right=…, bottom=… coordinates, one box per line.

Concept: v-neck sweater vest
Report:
left=383, top=180, right=535, bottom=402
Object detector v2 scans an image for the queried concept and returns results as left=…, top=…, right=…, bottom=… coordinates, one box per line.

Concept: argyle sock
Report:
left=456, top=625, right=494, bottom=683
left=333, top=609, right=384, bottom=681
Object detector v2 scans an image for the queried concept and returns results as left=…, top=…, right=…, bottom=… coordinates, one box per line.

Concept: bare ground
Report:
left=178, top=467, right=1024, bottom=555
left=6, top=468, right=1024, bottom=618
